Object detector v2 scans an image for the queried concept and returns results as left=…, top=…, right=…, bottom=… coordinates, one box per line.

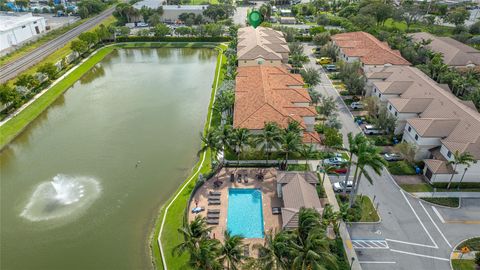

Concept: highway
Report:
left=0, top=7, right=114, bottom=83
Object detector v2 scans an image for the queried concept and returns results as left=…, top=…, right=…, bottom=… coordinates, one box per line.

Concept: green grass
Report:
left=387, top=160, right=416, bottom=175
left=421, top=197, right=459, bottom=208
left=457, top=237, right=480, bottom=251
left=452, top=259, right=476, bottom=270
left=150, top=43, right=228, bottom=270
left=287, top=163, right=310, bottom=171
left=116, top=42, right=220, bottom=49
left=400, top=183, right=434, bottom=193
left=383, top=18, right=454, bottom=35
left=0, top=46, right=115, bottom=149
left=357, top=195, right=380, bottom=222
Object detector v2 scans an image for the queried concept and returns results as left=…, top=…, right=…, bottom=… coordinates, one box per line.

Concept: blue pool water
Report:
left=227, top=188, right=264, bottom=238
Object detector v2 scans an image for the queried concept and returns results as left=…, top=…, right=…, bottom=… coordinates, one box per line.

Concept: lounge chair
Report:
left=208, top=199, right=221, bottom=205
left=230, top=174, right=235, bottom=182
left=208, top=209, right=220, bottom=213
left=191, top=207, right=205, bottom=214
left=272, top=207, right=281, bottom=215
left=207, top=218, right=219, bottom=225
left=209, top=191, right=221, bottom=196
left=243, top=245, right=250, bottom=257
left=207, top=212, right=220, bottom=218
left=237, top=174, right=242, bottom=183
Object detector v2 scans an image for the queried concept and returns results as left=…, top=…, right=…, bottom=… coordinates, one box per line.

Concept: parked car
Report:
left=350, top=101, right=364, bottom=110
left=363, top=124, right=384, bottom=135
left=325, top=64, right=337, bottom=72
left=332, top=167, right=348, bottom=174
left=323, top=157, right=347, bottom=166
left=383, top=153, right=404, bottom=161
left=316, top=57, right=332, bottom=65
left=333, top=181, right=353, bottom=192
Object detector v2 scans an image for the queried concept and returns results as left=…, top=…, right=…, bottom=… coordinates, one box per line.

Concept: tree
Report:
left=299, top=144, right=315, bottom=168
left=203, top=4, right=235, bottom=22
left=152, top=23, right=171, bottom=37
left=15, top=0, right=29, bottom=9
left=363, top=96, right=379, bottom=117
left=308, top=89, right=321, bottom=106
left=37, top=62, right=58, bottom=80
left=148, top=13, right=161, bottom=26
left=349, top=141, right=386, bottom=206
left=341, top=133, right=367, bottom=195
left=118, top=26, right=131, bottom=36
left=215, top=124, right=233, bottom=153
left=71, top=39, right=89, bottom=55
left=253, top=231, right=290, bottom=270
left=317, top=96, right=337, bottom=119
left=15, top=74, right=39, bottom=89
left=312, top=32, right=330, bottom=46
left=394, top=142, right=417, bottom=164
left=173, top=216, right=213, bottom=256
left=288, top=42, right=305, bottom=56
left=446, top=151, right=475, bottom=189
left=445, top=7, right=469, bottom=26
left=78, top=32, right=98, bottom=48
left=300, top=67, right=321, bottom=87
left=259, top=3, right=272, bottom=20
left=373, top=106, right=396, bottom=134
left=189, top=238, right=222, bottom=270
left=0, top=84, right=20, bottom=107
left=175, top=26, right=192, bottom=36
left=398, top=0, right=422, bottom=29
left=230, top=128, right=251, bottom=166
left=309, top=26, right=326, bottom=36
left=359, top=1, right=394, bottom=26
left=320, top=43, right=337, bottom=61
left=280, top=131, right=302, bottom=166
left=198, top=129, right=220, bottom=167
left=95, top=24, right=111, bottom=43
left=323, top=128, right=343, bottom=149
left=214, top=88, right=235, bottom=119
left=220, top=231, right=244, bottom=270
left=205, top=23, right=224, bottom=37
left=255, top=122, right=281, bottom=164
left=290, top=53, right=309, bottom=71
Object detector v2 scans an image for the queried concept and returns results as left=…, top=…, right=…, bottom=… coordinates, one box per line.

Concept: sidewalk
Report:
left=322, top=173, right=362, bottom=270
left=412, top=192, right=480, bottom=198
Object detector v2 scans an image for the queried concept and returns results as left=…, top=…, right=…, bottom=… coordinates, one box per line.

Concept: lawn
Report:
left=0, top=46, right=115, bottom=149
left=151, top=43, right=227, bottom=270
left=452, top=259, right=476, bottom=270
left=400, top=183, right=480, bottom=193
left=421, top=197, right=459, bottom=208
left=287, top=163, right=311, bottom=171
left=356, top=195, right=380, bottom=222
left=400, top=183, right=433, bottom=193
left=387, top=160, right=416, bottom=175
left=383, top=18, right=454, bottom=35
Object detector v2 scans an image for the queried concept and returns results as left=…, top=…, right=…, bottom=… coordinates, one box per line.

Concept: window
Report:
left=389, top=105, right=392, bottom=110
left=374, top=88, right=377, bottom=93
left=22, top=25, right=26, bottom=28
left=447, top=151, right=452, bottom=158
left=379, top=93, right=382, bottom=98
left=395, top=112, right=398, bottom=116
left=408, top=126, right=412, bottom=132
left=244, top=61, right=247, bottom=63
left=415, top=134, right=419, bottom=140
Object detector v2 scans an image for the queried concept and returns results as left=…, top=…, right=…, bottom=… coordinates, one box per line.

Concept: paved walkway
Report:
left=412, top=192, right=480, bottom=198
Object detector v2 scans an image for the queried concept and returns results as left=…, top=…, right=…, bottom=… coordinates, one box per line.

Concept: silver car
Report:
left=333, top=181, right=353, bottom=193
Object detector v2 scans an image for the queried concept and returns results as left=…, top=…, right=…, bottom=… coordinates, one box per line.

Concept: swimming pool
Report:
left=227, top=188, right=264, bottom=238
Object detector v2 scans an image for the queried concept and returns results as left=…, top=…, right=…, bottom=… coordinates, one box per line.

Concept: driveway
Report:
left=303, top=44, right=480, bottom=270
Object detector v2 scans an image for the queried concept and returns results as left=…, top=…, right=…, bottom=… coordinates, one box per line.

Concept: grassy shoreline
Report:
left=150, top=43, right=227, bottom=270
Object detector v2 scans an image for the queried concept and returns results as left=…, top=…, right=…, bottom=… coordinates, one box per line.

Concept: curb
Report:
left=449, top=236, right=480, bottom=270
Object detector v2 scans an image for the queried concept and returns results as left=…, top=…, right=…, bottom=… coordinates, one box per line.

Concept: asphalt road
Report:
left=0, top=7, right=115, bottom=83
left=304, top=44, right=480, bottom=270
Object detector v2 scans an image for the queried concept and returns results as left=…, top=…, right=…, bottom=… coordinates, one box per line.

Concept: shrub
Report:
left=116, top=36, right=231, bottom=42
left=387, top=161, right=416, bottom=175
left=475, top=252, right=480, bottom=266
left=339, top=90, right=349, bottom=96
left=314, top=123, right=326, bottom=134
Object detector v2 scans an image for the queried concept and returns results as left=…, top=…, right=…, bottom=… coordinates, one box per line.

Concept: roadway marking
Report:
left=400, top=190, right=438, bottom=248
left=386, top=238, right=437, bottom=249
left=420, top=201, right=452, bottom=248
left=352, top=240, right=389, bottom=249
left=432, top=206, right=446, bottom=223
left=359, top=261, right=396, bottom=264
left=390, top=249, right=450, bottom=261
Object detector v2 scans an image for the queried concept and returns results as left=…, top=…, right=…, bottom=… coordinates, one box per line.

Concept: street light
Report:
left=350, top=257, right=355, bottom=268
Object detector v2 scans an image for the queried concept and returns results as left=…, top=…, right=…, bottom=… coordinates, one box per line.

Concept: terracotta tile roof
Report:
left=303, top=131, right=321, bottom=144
left=409, top=32, right=480, bottom=67
left=237, top=27, right=289, bottom=61
left=233, top=66, right=316, bottom=130
left=332, top=32, right=410, bottom=66
left=367, top=65, right=480, bottom=158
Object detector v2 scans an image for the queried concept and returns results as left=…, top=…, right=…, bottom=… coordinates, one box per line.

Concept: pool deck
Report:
left=188, top=167, right=282, bottom=255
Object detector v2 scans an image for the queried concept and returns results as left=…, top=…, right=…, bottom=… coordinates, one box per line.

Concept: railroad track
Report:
left=0, top=7, right=114, bottom=83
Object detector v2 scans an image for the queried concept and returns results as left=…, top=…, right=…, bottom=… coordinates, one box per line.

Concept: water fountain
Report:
left=21, top=174, right=101, bottom=222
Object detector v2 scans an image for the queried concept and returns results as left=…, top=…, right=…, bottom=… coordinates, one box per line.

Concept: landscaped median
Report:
left=150, top=43, right=227, bottom=270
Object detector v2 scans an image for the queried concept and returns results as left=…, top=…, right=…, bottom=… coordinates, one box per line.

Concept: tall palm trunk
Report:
left=349, top=164, right=360, bottom=207
left=446, top=163, right=458, bottom=189
left=350, top=173, right=362, bottom=207
left=457, top=168, right=468, bottom=190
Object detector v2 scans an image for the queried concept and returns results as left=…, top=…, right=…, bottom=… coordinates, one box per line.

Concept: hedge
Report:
left=116, top=36, right=231, bottom=42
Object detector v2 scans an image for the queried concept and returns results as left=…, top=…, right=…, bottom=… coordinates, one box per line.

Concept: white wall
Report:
left=402, top=123, right=442, bottom=160
left=387, top=102, right=418, bottom=134
left=429, top=144, right=480, bottom=183
left=0, top=15, right=46, bottom=51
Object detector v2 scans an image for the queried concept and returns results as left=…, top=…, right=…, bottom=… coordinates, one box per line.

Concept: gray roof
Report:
left=277, top=171, right=319, bottom=185
left=409, top=32, right=480, bottom=67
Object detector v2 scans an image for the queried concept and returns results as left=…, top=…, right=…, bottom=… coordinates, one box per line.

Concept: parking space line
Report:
left=400, top=190, right=438, bottom=248
left=420, top=201, right=452, bottom=248
left=390, top=249, right=450, bottom=261
left=352, top=240, right=389, bottom=249
left=386, top=238, right=437, bottom=249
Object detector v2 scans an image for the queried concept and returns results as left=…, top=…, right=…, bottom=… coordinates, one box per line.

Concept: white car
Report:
left=323, top=157, right=347, bottom=166
left=383, top=153, right=403, bottom=161
left=350, top=102, right=364, bottom=110
left=333, top=181, right=353, bottom=192
left=363, top=124, right=384, bottom=135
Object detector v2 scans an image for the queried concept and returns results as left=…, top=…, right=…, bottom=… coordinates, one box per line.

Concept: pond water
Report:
left=0, top=47, right=217, bottom=270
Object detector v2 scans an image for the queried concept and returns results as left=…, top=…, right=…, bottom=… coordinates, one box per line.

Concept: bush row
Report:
left=116, top=36, right=231, bottom=43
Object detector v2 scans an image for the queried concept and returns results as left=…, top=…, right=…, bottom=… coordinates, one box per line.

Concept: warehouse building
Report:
left=0, top=13, right=46, bottom=52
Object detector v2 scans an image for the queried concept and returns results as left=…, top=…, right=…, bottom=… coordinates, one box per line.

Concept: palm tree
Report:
left=255, top=122, right=281, bottom=164
left=322, top=204, right=340, bottom=236
left=341, top=133, right=367, bottom=195
left=198, top=129, right=220, bottom=168
left=216, top=124, right=233, bottom=152
left=286, top=120, right=302, bottom=134
left=291, top=208, right=338, bottom=270
left=230, top=128, right=251, bottom=166
left=349, top=142, right=387, bottom=206
left=320, top=163, right=339, bottom=186
left=446, top=151, right=475, bottom=189
left=280, top=131, right=302, bottom=169
left=298, top=144, right=315, bottom=170
left=173, top=216, right=213, bottom=256
left=300, top=67, right=321, bottom=87
left=308, top=88, right=321, bottom=106
left=220, top=231, right=245, bottom=270
left=253, top=231, right=294, bottom=270
left=189, top=238, right=222, bottom=270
